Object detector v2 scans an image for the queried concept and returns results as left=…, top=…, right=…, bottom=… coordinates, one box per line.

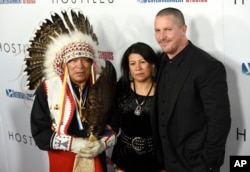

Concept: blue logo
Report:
left=137, top=0, right=147, bottom=3
left=0, top=0, right=21, bottom=4
left=242, top=63, right=250, bottom=75
left=6, top=89, right=33, bottom=101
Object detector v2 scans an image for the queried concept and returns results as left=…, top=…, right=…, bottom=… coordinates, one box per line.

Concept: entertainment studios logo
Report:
left=230, top=156, right=250, bottom=172
left=137, top=0, right=208, bottom=3
left=242, top=62, right=250, bottom=76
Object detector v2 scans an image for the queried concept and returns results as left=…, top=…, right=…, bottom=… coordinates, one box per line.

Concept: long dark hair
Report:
left=119, top=42, right=159, bottom=89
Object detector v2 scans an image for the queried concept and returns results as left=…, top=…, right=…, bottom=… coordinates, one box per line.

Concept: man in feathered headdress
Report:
left=24, top=8, right=117, bottom=172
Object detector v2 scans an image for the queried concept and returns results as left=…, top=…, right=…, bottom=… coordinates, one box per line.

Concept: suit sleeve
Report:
left=198, top=60, right=231, bottom=168
left=30, top=84, right=54, bottom=150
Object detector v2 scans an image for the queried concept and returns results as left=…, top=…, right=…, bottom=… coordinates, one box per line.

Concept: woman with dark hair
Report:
left=109, top=42, right=164, bottom=172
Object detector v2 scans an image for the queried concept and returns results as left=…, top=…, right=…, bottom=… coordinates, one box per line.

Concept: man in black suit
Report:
left=153, top=7, right=231, bottom=172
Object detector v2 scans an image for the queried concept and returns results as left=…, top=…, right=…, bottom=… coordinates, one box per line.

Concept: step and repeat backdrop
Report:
left=0, top=0, right=249, bottom=172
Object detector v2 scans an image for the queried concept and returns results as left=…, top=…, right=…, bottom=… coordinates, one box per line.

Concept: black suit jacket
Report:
left=152, top=41, right=231, bottom=172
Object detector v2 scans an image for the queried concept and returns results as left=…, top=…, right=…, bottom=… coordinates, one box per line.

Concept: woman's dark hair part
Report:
left=120, top=42, right=159, bottom=87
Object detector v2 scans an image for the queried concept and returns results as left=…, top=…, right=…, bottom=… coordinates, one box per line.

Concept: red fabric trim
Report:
left=59, top=74, right=75, bottom=135
left=42, top=80, right=48, bottom=98
left=65, top=82, right=75, bottom=134
left=94, top=156, right=104, bottom=172
left=48, top=151, right=75, bottom=172
left=48, top=151, right=104, bottom=172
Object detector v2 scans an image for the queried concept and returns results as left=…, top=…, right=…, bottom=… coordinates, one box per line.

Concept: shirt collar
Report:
left=165, top=41, right=191, bottom=66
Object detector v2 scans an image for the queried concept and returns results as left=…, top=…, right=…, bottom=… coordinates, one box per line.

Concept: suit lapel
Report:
left=166, top=45, right=195, bottom=124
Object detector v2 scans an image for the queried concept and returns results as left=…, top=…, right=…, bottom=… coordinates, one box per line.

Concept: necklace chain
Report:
left=133, top=82, right=153, bottom=116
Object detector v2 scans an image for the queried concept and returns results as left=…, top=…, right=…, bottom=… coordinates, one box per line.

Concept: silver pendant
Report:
left=134, top=105, right=142, bottom=116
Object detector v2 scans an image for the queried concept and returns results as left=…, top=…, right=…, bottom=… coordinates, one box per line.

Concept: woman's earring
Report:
left=129, top=73, right=133, bottom=81
left=152, top=68, right=156, bottom=78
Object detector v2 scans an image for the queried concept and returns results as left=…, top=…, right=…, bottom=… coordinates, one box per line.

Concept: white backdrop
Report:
left=0, top=0, right=250, bottom=172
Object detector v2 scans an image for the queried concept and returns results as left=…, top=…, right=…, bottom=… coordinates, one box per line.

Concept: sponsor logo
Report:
left=6, top=89, right=33, bottom=101
left=51, top=0, right=115, bottom=4
left=99, top=51, right=114, bottom=60
left=137, top=0, right=208, bottom=3
left=0, top=42, right=24, bottom=54
left=234, top=0, right=245, bottom=5
left=242, top=63, right=250, bottom=76
left=0, top=0, right=35, bottom=4
left=8, top=131, right=36, bottom=146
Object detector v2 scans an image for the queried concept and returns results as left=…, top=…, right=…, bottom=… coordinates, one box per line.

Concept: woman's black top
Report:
left=109, top=80, right=163, bottom=172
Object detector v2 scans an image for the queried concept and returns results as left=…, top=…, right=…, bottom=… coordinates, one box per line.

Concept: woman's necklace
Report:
left=133, top=82, right=153, bottom=116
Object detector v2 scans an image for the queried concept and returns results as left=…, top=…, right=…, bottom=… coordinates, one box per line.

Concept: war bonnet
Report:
left=24, top=8, right=98, bottom=90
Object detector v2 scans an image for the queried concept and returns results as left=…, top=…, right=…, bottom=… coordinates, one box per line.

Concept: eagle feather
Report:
left=83, top=60, right=117, bottom=138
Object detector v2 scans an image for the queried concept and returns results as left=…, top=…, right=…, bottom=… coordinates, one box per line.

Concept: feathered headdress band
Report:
left=24, top=8, right=99, bottom=90
left=44, top=31, right=98, bottom=79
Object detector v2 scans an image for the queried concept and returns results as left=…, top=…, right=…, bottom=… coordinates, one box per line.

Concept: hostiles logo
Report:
left=52, top=0, right=114, bottom=4
left=242, top=63, right=250, bottom=75
left=230, top=156, right=250, bottom=172
left=6, top=89, right=33, bottom=101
